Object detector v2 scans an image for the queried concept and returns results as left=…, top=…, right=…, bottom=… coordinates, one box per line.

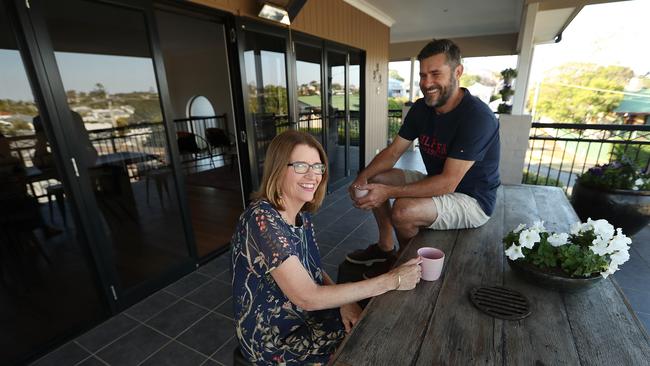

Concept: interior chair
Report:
left=135, top=159, right=172, bottom=208
left=205, top=127, right=237, bottom=168
left=176, top=131, right=214, bottom=170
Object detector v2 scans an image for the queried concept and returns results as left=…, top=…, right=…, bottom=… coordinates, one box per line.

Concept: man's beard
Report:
left=423, top=74, right=457, bottom=108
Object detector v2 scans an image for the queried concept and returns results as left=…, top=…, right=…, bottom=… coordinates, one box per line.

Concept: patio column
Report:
left=408, top=56, right=416, bottom=103
left=512, top=2, right=538, bottom=115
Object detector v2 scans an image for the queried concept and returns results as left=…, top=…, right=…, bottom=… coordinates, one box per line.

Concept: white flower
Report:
left=518, top=229, right=541, bottom=249
left=587, top=218, right=615, bottom=241
left=601, top=266, right=616, bottom=279
left=608, top=229, right=632, bottom=252
left=505, top=244, right=525, bottom=260
left=571, top=221, right=590, bottom=235
left=634, top=178, right=644, bottom=189
left=590, top=235, right=611, bottom=256
left=547, top=232, right=569, bottom=247
left=531, top=220, right=546, bottom=233
left=610, top=249, right=630, bottom=267
left=513, top=223, right=526, bottom=233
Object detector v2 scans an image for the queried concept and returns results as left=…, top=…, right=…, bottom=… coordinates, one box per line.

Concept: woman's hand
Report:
left=340, top=302, right=363, bottom=333
left=388, top=256, right=422, bottom=290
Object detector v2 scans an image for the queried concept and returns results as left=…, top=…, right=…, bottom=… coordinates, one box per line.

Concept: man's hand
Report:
left=353, top=183, right=392, bottom=209
left=348, top=176, right=368, bottom=201
left=340, top=302, right=363, bottom=333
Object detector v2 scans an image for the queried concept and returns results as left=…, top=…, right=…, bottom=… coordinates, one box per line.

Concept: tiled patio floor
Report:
left=32, top=151, right=650, bottom=365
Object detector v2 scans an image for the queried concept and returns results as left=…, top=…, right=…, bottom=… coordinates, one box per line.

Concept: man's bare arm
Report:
left=355, top=157, right=475, bottom=209
left=356, top=136, right=412, bottom=182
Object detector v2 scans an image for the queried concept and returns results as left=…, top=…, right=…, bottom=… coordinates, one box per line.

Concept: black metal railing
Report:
left=88, top=121, right=167, bottom=164
left=297, top=112, right=324, bottom=143
left=388, top=109, right=402, bottom=142
left=524, top=122, right=650, bottom=192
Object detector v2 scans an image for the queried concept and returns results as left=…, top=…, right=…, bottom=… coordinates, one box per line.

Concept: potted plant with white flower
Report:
left=503, top=219, right=631, bottom=292
left=571, top=158, right=650, bottom=236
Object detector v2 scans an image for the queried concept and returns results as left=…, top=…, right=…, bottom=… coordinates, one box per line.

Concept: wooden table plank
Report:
left=502, top=185, right=582, bottom=365
left=414, top=187, right=505, bottom=365
left=533, top=186, right=650, bottom=365
left=332, top=229, right=459, bottom=366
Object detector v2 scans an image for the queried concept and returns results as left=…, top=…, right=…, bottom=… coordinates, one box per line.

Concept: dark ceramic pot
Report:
left=507, top=259, right=603, bottom=293
left=571, top=180, right=650, bottom=236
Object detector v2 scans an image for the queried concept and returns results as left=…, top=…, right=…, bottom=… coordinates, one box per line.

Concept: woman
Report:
left=231, top=130, right=422, bottom=365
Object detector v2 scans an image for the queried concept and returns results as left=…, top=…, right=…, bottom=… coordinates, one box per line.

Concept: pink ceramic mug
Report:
left=417, top=247, right=445, bottom=281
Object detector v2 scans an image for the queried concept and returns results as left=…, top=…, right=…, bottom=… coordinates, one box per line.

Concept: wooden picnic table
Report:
left=330, top=185, right=650, bottom=366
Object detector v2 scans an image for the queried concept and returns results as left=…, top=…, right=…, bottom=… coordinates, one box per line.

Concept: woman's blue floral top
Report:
left=231, top=199, right=345, bottom=365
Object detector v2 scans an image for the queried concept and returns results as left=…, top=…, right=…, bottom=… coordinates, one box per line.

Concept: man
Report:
left=345, top=39, right=501, bottom=275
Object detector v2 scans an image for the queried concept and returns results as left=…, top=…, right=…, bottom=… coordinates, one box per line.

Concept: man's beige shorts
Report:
left=402, top=169, right=490, bottom=230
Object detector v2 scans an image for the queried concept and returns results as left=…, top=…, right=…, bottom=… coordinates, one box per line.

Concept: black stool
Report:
left=233, top=346, right=251, bottom=366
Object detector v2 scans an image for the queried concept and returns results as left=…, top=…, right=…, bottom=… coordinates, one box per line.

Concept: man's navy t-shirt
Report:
left=398, top=88, right=501, bottom=215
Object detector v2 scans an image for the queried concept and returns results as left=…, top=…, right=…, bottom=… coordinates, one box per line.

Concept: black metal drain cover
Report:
left=469, top=286, right=531, bottom=320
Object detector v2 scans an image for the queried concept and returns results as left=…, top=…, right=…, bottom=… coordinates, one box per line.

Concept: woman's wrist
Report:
left=383, top=271, right=400, bottom=291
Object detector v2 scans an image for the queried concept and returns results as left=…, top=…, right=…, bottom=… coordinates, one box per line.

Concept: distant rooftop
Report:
left=615, top=89, right=650, bottom=115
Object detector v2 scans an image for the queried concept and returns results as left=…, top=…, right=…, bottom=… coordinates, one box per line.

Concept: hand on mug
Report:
left=389, top=256, right=422, bottom=290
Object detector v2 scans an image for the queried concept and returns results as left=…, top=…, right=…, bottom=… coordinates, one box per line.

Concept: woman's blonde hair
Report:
left=252, top=130, right=329, bottom=212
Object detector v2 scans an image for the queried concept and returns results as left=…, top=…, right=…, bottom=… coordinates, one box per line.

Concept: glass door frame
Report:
left=235, top=19, right=365, bottom=195
left=153, top=0, right=252, bottom=261
left=290, top=32, right=326, bottom=146
left=323, top=42, right=365, bottom=190
left=235, top=18, right=296, bottom=190
left=5, top=0, right=116, bottom=311
left=19, top=0, right=202, bottom=311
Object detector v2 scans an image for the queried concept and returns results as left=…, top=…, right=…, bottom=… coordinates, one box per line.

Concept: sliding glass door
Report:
left=240, top=25, right=291, bottom=186
left=295, top=42, right=324, bottom=145
left=238, top=22, right=364, bottom=192
left=1, top=1, right=106, bottom=364
left=36, top=0, right=195, bottom=299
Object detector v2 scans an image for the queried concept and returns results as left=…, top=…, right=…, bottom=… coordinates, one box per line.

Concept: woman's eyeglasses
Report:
left=287, top=161, right=326, bottom=175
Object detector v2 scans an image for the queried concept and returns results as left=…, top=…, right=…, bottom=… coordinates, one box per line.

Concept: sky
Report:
left=530, top=0, right=650, bottom=84
left=2, top=0, right=648, bottom=103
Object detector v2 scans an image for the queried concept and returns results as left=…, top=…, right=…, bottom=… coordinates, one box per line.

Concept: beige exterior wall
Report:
left=190, top=0, right=390, bottom=166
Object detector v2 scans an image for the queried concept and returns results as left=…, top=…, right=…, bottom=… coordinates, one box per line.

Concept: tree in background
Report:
left=531, top=62, right=634, bottom=123
left=389, top=69, right=404, bottom=82
left=459, top=74, right=481, bottom=87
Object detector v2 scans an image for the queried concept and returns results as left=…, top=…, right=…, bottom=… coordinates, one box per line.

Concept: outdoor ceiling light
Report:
left=258, top=2, right=290, bottom=25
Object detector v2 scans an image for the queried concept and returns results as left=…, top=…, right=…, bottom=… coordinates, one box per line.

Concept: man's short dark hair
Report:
left=417, top=39, right=462, bottom=68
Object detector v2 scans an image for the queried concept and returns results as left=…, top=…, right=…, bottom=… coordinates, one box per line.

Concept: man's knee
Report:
left=368, top=169, right=405, bottom=186
left=391, top=198, right=417, bottom=227
left=391, top=198, right=437, bottom=228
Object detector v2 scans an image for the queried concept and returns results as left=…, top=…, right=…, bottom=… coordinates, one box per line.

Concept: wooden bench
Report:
left=330, top=185, right=650, bottom=366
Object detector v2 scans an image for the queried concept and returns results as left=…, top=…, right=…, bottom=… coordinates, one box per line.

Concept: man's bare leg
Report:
left=367, top=169, right=408, bottom=252
left=372, top=200, right=395, bottom=252
left=391, top=197, right=438, bottom=251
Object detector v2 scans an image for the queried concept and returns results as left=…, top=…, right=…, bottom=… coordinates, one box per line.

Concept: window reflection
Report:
left=0, top=6, right=103, bottom=365
left=244, top=31, right=289, bottom=182
left=349, top=52, right=361, bottom=174
left=296, top=43, right=323, bottom=144
left=44, top=0, right=189, bottom=290
left=327, top=52, right=347, bottom=183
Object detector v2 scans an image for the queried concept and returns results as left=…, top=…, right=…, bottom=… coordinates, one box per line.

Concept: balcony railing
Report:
left=388, top=109, right=402, bottom=142
left=524, top=122, right=650, bottom=192
left=384, top=110, right=650, bottom=192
